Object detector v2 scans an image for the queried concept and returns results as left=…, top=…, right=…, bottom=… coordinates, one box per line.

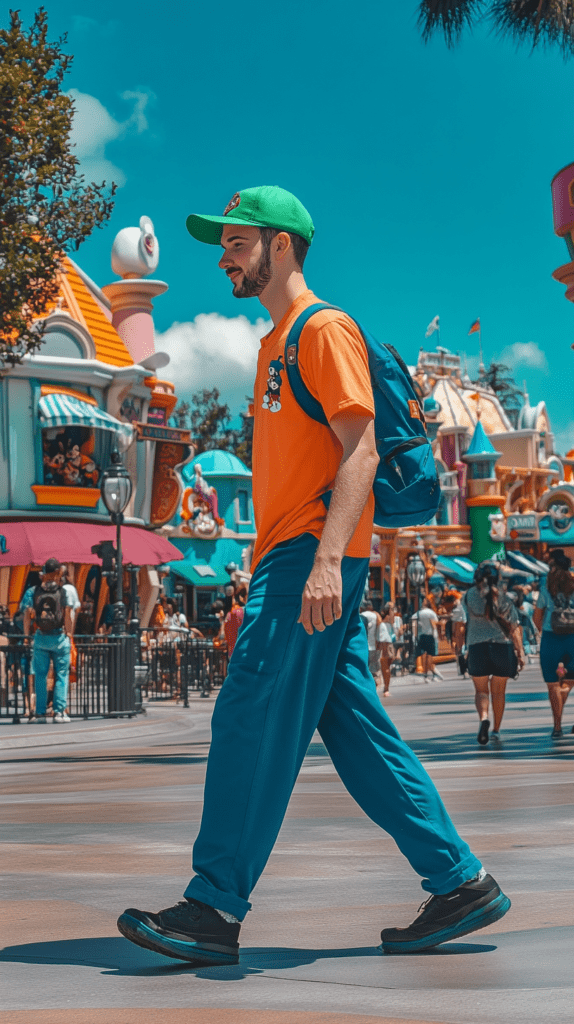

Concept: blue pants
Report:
left=185, top=534, right=481, bottom=920
left=32, top=631, right=70, bottom=715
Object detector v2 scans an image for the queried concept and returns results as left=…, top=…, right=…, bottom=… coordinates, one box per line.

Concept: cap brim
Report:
left=185, top=213, right=268, bottom=245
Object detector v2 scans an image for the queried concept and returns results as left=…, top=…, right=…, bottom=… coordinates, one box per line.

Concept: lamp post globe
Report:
left=100, top=449, right=133, bottom=634
left=407, top=555, right=426, bottom=589
left=101, top=451, right=133, bottom=518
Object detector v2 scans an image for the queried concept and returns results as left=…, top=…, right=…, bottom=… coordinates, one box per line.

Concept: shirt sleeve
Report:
left=298, top=314, right=375, bottom=424
left=20, top=588, right=34, bottom=611
left=536, top=589, right=549, bottom=610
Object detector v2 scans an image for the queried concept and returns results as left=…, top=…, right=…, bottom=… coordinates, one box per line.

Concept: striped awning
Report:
left=38, top=392, right=134, bottom=445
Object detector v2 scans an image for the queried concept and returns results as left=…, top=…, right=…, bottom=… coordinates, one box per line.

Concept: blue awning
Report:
left=506, top=550, right=548, bottom=575
left=434, top=556, right=477, bottom=586
left=169, top=562, right=231, bottom=587
left=39, top=393, right=134, bottom=444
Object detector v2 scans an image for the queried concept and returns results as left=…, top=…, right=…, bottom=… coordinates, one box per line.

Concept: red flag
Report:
left=468, top=318, right=480, bottom=335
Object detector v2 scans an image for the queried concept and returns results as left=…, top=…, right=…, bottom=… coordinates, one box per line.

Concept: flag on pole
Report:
left=468, top=318, right=480, bottom=335
left=425, top=315, right=440, bottom=338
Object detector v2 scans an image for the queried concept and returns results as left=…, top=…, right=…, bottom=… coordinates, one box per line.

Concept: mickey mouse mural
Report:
left=262, top=355, right=284, bottom=413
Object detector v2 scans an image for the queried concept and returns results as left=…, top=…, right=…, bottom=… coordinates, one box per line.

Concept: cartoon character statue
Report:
left=262, top=355, right=284, bottom=412
left=192, top=463, right=223, bottom=523
left=488, top=512, right=507, bottom=541
left=64, top=439, right=100, bottom=488
left=43, top=441, right=66, bottom=484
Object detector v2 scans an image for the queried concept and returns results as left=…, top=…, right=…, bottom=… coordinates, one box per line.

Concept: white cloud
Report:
left=498, top=341, right=548, bottom=372
left=67, top=88, right=154, bottom=187
left=154, top=313, right=271, bottom=412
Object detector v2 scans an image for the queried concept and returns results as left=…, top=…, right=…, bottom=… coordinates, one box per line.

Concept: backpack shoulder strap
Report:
left=284, top=302, right=343, bottom=427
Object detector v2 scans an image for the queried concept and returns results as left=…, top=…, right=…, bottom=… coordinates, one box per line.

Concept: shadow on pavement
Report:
left=0, top=935, right=497, bottom=979
left=407, top=726, right=574, bottom=762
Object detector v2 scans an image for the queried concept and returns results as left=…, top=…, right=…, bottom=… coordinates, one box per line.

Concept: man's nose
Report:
left=219, top=251, right=232, bottom=268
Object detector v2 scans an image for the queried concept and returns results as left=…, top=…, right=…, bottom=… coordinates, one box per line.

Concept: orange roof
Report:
left=56, top=258, right=133, bottom=367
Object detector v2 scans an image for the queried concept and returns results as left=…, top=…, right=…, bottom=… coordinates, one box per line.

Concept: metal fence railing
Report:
left=137, top=629, right=228, bottom=703
left=0, top=629, right=229, bottom=722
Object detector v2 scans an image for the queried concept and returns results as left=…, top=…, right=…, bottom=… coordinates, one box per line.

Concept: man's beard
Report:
left=232, top=247, right=272, bottom=298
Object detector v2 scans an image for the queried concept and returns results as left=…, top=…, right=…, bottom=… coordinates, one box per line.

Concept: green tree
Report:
left=418, top=1, right=574, bottom=56
left=172, top=401, right=191, bottom=430
left=0, top=8, right=116, bottom=368
left=172, top=390, right=254, bottom=468
left=477, top=360, right=524, bottom=426
left=188, top=388, right=236, bottom=455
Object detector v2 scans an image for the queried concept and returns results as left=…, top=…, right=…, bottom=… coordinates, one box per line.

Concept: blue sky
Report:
left=7, top=2, right=574, bottom=448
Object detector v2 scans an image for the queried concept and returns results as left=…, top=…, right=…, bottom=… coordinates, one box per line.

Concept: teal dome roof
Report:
left=184, top=450, right=251, bottom=479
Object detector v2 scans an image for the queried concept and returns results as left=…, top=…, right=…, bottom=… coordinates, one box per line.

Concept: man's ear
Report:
left=274, top=231, right=291, bottom=262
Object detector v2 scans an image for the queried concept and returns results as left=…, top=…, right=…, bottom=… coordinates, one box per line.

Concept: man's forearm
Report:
left=315, top=442, right=378, bottom=564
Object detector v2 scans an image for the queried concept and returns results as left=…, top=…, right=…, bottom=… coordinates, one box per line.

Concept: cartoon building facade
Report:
left=161, top=450, right=255, bottom=622
left=0, top=217, right=190, bottom=629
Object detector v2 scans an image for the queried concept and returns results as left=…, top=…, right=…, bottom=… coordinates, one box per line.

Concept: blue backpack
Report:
left=284, top=303, right=441, bottom=529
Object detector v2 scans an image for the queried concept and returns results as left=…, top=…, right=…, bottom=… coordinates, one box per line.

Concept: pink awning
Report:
left=0, top=521, right=183, bottom=568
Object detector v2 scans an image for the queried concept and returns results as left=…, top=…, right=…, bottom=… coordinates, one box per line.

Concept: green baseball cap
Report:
left=186, top=185, right=315, bottom=246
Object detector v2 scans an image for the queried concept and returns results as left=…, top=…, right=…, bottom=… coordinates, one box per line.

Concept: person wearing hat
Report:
left=118, top=186, right=509, bottom=962
left=21, top=558, right=73, bottom=724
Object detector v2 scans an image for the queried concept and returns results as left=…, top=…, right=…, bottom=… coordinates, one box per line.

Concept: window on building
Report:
left=42, top=425, right=103, bottom=488
left=41, top=330, right=84, bottom=359
left=237, top=488, right=250, bottom=522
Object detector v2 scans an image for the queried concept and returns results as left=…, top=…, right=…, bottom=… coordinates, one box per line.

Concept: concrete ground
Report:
left=1, top=662, right=573, bottom=1024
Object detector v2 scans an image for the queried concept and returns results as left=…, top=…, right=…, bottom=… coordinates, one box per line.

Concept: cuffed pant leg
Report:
left=52, top=635, right=70, bottom=714
left=185, top=536, right=369, bottom=920
left=318, top=614, right=482, bottom=895
left=32, top=642, right=50, bottom=716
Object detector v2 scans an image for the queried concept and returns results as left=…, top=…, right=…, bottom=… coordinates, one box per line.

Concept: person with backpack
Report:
left=533, top=549, right=574, bottom=738
left=465, top=562, right=525, bottom=745
left=117, top=185, right=509, bottom=965
left=21, top=557, right=72, bottom=724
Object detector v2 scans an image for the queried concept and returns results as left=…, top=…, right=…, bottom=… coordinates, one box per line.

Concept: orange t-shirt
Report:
left=251, top=290, right=375, bottom=573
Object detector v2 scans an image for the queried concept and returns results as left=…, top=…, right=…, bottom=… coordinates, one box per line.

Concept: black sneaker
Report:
left=117, top=897, right=240, bottom=965
left=379, top=872, right=511, bottom=954
left=477, top=719, right=490, bottom=745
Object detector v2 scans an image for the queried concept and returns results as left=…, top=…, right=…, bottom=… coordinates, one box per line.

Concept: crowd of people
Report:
left=3, top=549, right=574, bottom=740
left=0, top=558, right=249, bottom=721
left=357, top=548, right=574, bottom=745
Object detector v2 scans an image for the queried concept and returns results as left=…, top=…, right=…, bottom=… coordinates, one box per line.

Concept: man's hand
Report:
left=298, top=558, right=342, bottom=635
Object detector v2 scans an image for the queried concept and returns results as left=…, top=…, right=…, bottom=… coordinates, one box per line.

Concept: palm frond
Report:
left=489, top=1, right=574, bottom=58
left=417, top=1, right=486, bottom=47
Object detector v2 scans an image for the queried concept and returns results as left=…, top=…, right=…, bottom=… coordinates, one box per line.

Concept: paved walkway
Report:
left=1, top=663, right=573, bottom=1023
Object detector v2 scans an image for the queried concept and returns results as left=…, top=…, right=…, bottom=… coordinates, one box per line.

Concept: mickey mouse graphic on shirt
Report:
left=262, top=355, right=284, bottom=413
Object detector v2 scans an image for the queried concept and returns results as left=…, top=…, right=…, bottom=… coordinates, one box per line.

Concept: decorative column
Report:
left=102, top=216, right=168, bottom=365
left=462, top=421, right=505, bottom=564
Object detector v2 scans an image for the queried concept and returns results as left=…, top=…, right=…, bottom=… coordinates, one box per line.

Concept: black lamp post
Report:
left=100, top=449, right=133, bottom=635
left=407, top=554, right=426, bottom=612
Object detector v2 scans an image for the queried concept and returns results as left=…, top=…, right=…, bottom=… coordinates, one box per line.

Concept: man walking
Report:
left=118, top=186, right=510, bottom=962
left=23, top=557, right=72, bottom=723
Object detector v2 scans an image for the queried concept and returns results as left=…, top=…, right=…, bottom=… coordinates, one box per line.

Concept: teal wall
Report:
left=7, top=378, right=36, bottom=510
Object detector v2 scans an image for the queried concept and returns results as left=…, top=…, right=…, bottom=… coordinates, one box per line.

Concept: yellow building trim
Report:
left=31, top=485, right=101, bottom=508
left=40, top=384, right=98, bottom=406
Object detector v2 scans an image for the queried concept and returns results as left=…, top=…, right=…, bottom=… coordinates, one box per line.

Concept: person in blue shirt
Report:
left=534, top=549, right=574, bottom=738
left=22, top=558, right=72, bottom=724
